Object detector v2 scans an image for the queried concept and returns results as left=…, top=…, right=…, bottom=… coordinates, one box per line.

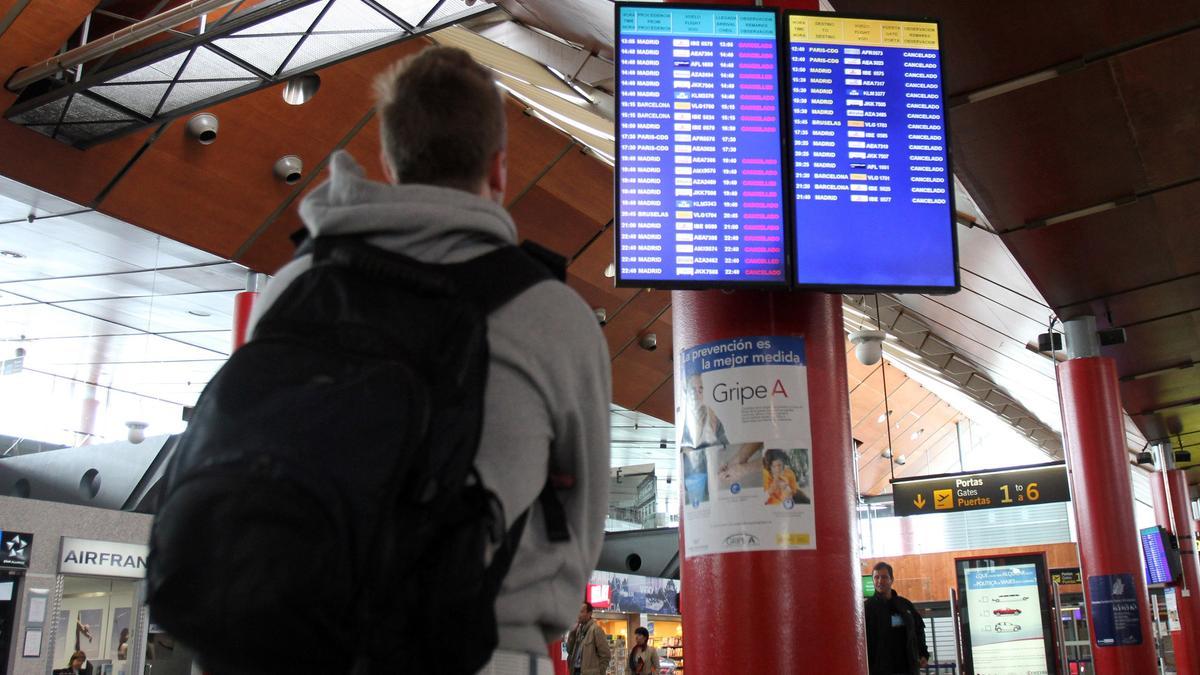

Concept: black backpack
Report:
left=147, top=236, right=570, bottom=674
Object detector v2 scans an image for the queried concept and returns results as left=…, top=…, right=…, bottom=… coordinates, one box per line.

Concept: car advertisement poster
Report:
left=963, top=564, right=1050, bottom=675
left=677, top=336, right=814, bottom=558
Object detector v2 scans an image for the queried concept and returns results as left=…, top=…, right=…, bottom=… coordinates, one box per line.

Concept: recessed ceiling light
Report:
left=0, top=250, right=25, bottom=258
left=282, top=74, right=321, bottom=105
left=187, top=310, right=212, bottom=317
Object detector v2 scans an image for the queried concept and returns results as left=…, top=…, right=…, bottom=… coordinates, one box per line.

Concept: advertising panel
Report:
left=956, top=554, right=1055, bottom=675
left=677, top=335, right=814, bottom=557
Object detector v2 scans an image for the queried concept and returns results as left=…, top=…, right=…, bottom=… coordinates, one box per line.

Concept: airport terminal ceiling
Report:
left=0, top=0, right=1196, bottom=487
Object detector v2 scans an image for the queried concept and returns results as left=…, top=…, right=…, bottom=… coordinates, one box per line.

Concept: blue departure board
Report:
left=786, top=13, right=958, bottom=291
left=1140, top=526, right=1177, bottom=585
left=616, top=4, right=787, bottom=287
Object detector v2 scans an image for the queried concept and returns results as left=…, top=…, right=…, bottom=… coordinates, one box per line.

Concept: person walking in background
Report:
left=567, top=602, right=611, bottom=675
left=865, top=562, right=930, bottom=675
left=626, top=627, right=659, bottom=675
left=53, top=650, right=92, bottom=675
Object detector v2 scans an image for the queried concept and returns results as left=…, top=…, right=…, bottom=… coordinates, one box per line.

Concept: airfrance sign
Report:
left=892, top=462, right=1069, bottom=517
left=59, top=537, right=149, bottom=579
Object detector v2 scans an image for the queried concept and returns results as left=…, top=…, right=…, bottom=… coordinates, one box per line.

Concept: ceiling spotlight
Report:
left=896, top=454, right=907, bottom=466
left=910, top=428, right=925, bottom=441
left=881, top=448, right=893, bottom=459
left=876, top=410, right=892, bottom=424
left=594, top=307, right=607, bottom=326
left=282, top=73, right=321, bottom=105
left=273, top=155, right=303, bottom=185
left=185, top=112, right=219, bottom=144
left=638, top=332, right=658, bottom=351
left=604, top=262, right=616, bottom=279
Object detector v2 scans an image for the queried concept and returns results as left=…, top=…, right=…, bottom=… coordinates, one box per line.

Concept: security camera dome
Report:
left=849, top=329, right=886, bottom=366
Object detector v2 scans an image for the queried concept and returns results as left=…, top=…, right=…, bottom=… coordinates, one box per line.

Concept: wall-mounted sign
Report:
left=1050, top=567, right=1082, bottom=585
left=892, top=461, right=1069, bottom=517
left=590, top=571, right=679, bottom=616
left=1, top=530, right=33, bottom=569
left=1089, top=573, right=1143, bottom=647
left=59, top=537, right=148, bottom=579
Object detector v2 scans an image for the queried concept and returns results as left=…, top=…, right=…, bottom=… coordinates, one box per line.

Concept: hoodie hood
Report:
left=298, top=150, right=518, bottom=263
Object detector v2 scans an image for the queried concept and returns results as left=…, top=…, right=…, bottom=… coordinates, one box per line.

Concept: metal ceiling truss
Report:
left=842, top=294, right=1066, bottom=460
left=4, top=0, right=500, bottom=148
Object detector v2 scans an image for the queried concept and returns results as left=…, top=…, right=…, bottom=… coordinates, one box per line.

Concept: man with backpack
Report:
left=148, top=46, right=610, bottom=675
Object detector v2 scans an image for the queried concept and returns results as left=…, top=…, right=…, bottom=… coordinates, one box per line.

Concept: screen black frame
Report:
left=955, top=553, right=1059, bottom=675
left=613, top=1, right=793, bottom=290
left=780, top=9, right=961, bottom=295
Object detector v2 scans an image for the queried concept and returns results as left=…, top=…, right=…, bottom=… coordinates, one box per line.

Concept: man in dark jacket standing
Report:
left=865, top=562, right=930, bottom=675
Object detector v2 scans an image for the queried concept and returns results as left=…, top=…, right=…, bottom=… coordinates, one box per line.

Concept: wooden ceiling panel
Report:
left=1003, top=198, right=1176, bottom=310
left=596, top=287, right=669, bottom=360
left=0, top=0, right=97, bottom=109
left=611, top=314, right=673, bottom=411
left=503, top=101, right=573, bottom=204
left=534, top=146, right=613, bottom=227
left=567, top=227, right=635, bottom=304
left=1104, top=313, right=1200, bottom=377
left=1076, top=276, right=1200, bottom=339
left=950, top=64, right=1147, bottom=234
left=1148, top=181, right=1200, bottom=277
left=833, top=0, right=1200, bottom=95
left=509, top=185, right=606, bottom=259
left=236, top=116, right=387, bottom=273
left=1121, top=368, right=1200, bottom=420
left=1110, top=30, right=1200, bottom=188
left=98, top=38, right=430, bottom=259
left=0, top=120, right=153, bottom=207
left=636, top=376, right=675, bottom=426
left=98, top=92, right=334, bottom=259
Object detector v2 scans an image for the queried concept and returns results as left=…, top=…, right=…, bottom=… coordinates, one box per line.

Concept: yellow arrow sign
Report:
left=913, top=493, right=927, bottom=509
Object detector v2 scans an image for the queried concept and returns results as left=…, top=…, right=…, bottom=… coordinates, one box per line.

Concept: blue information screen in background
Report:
left=616, top=5, right=787, bottom=287
left=1139, top=526, right=1176, bottom=585
left=786, top=14, right=957, bottom=291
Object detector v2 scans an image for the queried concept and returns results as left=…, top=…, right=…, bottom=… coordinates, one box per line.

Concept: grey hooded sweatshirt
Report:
left=247, top=151, right=612, bottom=654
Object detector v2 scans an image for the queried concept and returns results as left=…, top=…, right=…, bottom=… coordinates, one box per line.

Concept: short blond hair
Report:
left=374, top=46, right=506, bottom=191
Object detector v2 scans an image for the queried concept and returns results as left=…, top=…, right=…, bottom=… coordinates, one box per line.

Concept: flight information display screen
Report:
left=616, top=4, right=788, bottom=287
left=786, top=13, right=958, bottom=291
left=1140, top=526, right=1178, bottom=585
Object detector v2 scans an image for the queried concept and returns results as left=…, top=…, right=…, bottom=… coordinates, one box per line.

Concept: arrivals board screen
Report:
left=785, top=13, right=958, bottom=292
left=616, top=4, right=788, bottom=288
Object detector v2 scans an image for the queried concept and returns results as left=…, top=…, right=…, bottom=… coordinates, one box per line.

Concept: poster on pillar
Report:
left=677, top=335, right=814, bottom=558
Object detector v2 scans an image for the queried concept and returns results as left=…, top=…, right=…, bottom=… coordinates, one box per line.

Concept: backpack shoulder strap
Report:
left=442, top=241, right=567, bottom=315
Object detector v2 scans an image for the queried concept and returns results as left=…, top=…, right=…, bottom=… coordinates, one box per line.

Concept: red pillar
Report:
left=1167, top=469, right=1200, bottom=675
left=674, top=290, right=864, bottom=674
left=1151, top=472, right=1198, bottom=675
left=231, top=290, right=257, bottom=351
left=1058, top=356, right=1157, bottom=673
